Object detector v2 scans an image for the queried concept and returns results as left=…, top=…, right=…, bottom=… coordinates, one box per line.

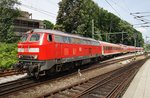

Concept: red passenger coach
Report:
left=100, top=41, right=123, bottom=56
left=16, top=29, right=102, bottom=78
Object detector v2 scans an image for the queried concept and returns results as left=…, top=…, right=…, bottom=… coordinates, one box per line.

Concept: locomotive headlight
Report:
left=18, top=55, right=22, bottom=58
left=33, top=55, right=38, bottom=59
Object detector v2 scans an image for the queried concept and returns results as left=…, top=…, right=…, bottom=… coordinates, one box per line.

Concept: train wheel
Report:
left=27, top=70, right=31, bottom=76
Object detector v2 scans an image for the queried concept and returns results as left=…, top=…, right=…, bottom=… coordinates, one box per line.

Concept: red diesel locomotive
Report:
left=15, top=29, right=143, bottom=78
left=16, top=29, right=102, bottom=78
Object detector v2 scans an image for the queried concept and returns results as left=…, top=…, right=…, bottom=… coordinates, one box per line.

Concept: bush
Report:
left=0, top=43, right=18, bottom=69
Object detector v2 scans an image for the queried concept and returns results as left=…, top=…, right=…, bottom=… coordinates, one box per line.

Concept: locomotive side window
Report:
left=82, top=40, right=86, bottom=44
left=71, top=38, right=76, bottom=44
left=92, top=41, right=99, bottom=46
left=63, top=36, right=69, bottom=43
left=21, top=34, right=28, bottom=42
left=30, top=34, right=40, bottom=41
left=47, top=34, right=52, bottom=42
left=54, top=35, right=63, bottom=42
left=79, top=39, right=84, bottom=44
left=86, top=40, right=90, bottom=45
left=68, top=37, right=71, bottom=43
left=75, top=38, right=80, bottom=44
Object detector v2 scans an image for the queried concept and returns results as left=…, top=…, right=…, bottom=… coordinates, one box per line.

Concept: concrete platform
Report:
left=123, top=59, right=150, bottom=98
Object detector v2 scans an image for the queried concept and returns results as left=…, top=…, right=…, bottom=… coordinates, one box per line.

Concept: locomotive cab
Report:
left=16, top=30, right=51, bottom=79
left=18, top=32, right=41, bottom=60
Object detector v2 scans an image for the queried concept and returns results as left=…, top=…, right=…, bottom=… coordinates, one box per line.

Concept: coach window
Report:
left=105, top=46, right=107, bottom=50
left=110, top=47, right=111, bottom=50
left=47, top=34, right=52, bottom=42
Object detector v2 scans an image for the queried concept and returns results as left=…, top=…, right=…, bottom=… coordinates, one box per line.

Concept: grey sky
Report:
left=18, top=0, right=150, bottom=41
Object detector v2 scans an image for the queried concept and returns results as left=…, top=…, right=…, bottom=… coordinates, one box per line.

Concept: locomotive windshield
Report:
left=30, top=34, right=40, bottom=42
left=21, top=34, right=29, bottom=42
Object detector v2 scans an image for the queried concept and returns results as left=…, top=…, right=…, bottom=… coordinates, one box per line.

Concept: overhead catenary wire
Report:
left=45, top=0, right=59, bottom=7
left=131, top=12, right=150, bottom=14
left=118, top=0, right=149, bottom=28
left=131, top=12, right=150, bottom=22
left=21, top=3, right=57, bottom=16
left=104, top=0, right=122, bottom=18
left=121, top=0, right=132, bottom=13
left=110, top=0, right=130, bottom=14
left=18, top=3, right=57, bottom=19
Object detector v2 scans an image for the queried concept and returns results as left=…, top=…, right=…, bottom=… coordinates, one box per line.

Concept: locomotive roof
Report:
left=99, top=41, right=120, bottom=47
left=30, top=29, right=98, bottom=42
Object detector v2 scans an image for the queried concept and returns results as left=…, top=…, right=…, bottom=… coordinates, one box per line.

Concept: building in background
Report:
left=13, top=11, right=44, bottom=36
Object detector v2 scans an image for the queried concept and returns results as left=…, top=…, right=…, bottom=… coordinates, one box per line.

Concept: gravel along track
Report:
left=0, top=73, right=27, bottom=84
left=39, top=58, right=147, bottom=98
left=0, top=69, right=27, bottom=84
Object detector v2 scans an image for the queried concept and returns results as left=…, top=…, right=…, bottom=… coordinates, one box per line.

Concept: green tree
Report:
left=145, top=44, right=150, bottom=51
left=56, top=0, right=144, bottom=46
left=43, top=20, right=54, bottom=29
left=0, top=0, right=20, bottom=43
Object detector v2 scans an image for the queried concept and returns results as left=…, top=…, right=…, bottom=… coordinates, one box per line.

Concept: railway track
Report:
left=39, top=57, right=146, bottom=98
left=0, top=54, right=146, bottom=97
left=0, top=77, right=34, bottom=96
left=0, top=69, right=26, bottom=77
left=0, top=53, right=142, bottom=78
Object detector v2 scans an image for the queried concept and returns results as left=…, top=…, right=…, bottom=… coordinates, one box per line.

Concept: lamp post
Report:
left=145, top=36, right=149, bottom=52
left=99, top=32, right=128, bottom=43
left=92, top=19, right=94, bottom=39
left=133, top=32, right=137, bottom=59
